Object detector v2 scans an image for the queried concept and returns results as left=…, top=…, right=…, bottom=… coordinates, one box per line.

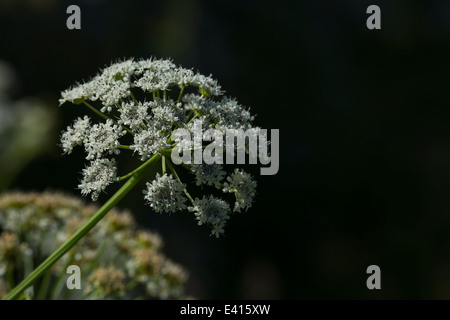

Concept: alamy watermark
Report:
left=66, top=5, right=81, bottom=30
left=66, top=265, right=81, bottom=290
left=170, top=120, right=279, bottom=175
left=366, top=265, right=381, bottom=290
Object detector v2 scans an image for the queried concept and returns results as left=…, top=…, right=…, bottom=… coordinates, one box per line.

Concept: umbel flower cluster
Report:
left=59, top=58, right=258, bottom=237
left=0, top=192, right=188, bottom=299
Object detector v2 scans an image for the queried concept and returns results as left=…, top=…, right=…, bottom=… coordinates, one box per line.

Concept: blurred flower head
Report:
left=0, top=191, right=189, bottom=299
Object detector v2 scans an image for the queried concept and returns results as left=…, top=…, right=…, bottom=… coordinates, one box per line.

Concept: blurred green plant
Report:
left=0, top=191, right=188, bottom=299
left=0, top=60, right=57, bottom=191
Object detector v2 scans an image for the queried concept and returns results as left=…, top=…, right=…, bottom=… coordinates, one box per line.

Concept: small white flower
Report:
left=84, top=119, right=126, bottom=160
left=133, top=58, right=156, bottom=74
left=182, top=93, right=206, bottom=112
left=189, top=195, right=230, bottom=238
left=175, top=67, right=195, bottom=88
left=79, top=158, right=117, bottom=201
left=192, top=73, right=222, bottom=96
left=60, top=116, right=91, bottom=154
left=59, top=82, right=95, bottom=105
left=190, top=164, right=225, bottom=188
left=223, top=169, right=257, bottom=212
left=103, top=59, right=136, bottom=80
left=213, top=97, right=254, bottom=129
left=144, top=173, right=187, bottom=214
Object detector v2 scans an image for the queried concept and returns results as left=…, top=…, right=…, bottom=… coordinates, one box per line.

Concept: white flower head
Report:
left=60, top=57, right=261, bottom=238
left=144, top=173, right=187, bottom=214
left=190, top=164, right=226, bottom=188
left=79, top=158, right=117, bottom=201
left=131, top=129, right=170, bottom=161
left=84, top=119, right=126, bottom=160
left=134, top=59, right=177, bottom=92
left=182, top=93, right=206, bottom=112
left=189, top=195, right=231, bottom=238
left=192, top=73, right=222, bottom=97
left=94, top=59, right=136, bottom=109
left=223, top=169, right=257, bottom=212
left=118, top=100, right=149, bottom=131
left=60, top=116, right=91, bottom=154
left=175, top=67, right=195, bottom=88
left=149, top=98, right=179, bottom=130
left=214, top=97, right=254, bottom=129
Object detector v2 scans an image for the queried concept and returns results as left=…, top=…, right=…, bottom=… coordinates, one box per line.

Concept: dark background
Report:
left=1, top=0, right=450, bottom=299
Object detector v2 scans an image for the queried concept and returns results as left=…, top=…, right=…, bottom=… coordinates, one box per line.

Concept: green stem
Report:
left=125, top=280, right=138, bottom=291
left=83, top=101, right=109, bottom=122
left=130, top=92, right=138, bottom=104
left=177, top=86, right=185, bottom=104
left=162, top=155, right=166, bottom=174
left=162, top=150, right=191, bottom=171
left=186, top=112, right=199, bottom=126
left=166, top=111, right=198, bottom=144
left=119, top=145, right=132, bottom=150
left=117, top=153, right=161, bottom=182
left=3, top=153, right=161, bottom=300
left=166, top=159, right=194, bottom=204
